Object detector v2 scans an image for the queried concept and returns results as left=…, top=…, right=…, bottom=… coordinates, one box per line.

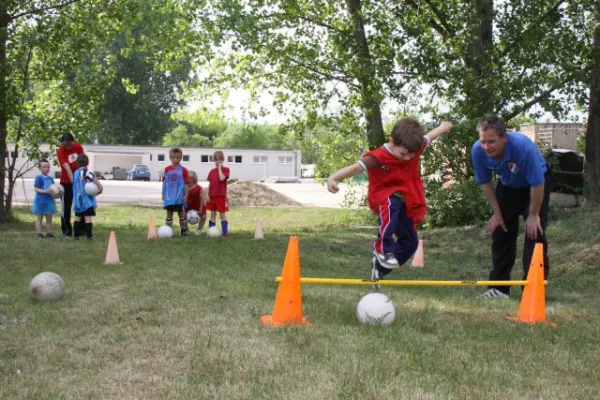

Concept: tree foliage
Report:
left=0, top=0, right=207, bottom=223
left=200, top=0, right=595, bottom=226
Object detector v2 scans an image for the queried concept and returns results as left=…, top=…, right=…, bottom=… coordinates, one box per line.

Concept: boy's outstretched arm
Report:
left=327, top=163, right=363, bottom=193
left=425, top=121, right=453, bottom=143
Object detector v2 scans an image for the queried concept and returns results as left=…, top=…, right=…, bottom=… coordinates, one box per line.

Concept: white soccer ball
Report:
left=84, top=182, right=99, bottom=197
left=356, top=293, right=396, bottom=325
left=57, top=184, right=65, bottom=196
left=29, top=272, right=65, bottom=302
left=47, top=184, right=61, bottom=198
left=186, top=210, right=200, bottom=225
left=157, top=225, right=174, bottom=238
left=207, top=226, right=221, bottom=237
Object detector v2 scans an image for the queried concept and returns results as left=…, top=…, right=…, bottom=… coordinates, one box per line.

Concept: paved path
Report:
left=10, top=179, right=366, bottom=208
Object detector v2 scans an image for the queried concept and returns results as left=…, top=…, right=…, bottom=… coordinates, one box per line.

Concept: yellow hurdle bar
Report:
left=274, top=277, right=548, bottom=286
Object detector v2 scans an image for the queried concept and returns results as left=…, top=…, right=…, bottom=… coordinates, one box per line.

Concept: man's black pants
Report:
left=489, top=171, right=552, bottom=295
left=61, top=183, right=73, bottom=236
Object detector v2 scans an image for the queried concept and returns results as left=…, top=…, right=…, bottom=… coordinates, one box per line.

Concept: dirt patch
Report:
left=202, top=180, right=302, bottom=207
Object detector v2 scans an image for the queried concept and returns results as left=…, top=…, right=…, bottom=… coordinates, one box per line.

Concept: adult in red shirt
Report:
left=56, top=132, right=85, bottom=238
left=205, top=150, right=230, bottom=237
left=327, top=118, right=453, bottom=288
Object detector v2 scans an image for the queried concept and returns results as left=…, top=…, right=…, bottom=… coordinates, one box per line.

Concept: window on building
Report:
left=235, top=155, right=242, bottom=163
left=278, top=156, right=293, bottom=164
left=150, top=154, right=153, bottom=161
left=201, top=155, right=213, bottom=163
left=10, top=151, right=17, bottom=159
left=183, top=155, right=190, bottom=162
left=158, top=154, right=165, bottom=162
left=253, top=156, right=267, bottom=164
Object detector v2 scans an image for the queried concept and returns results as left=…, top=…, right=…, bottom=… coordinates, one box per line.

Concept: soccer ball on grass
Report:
left=207, top=226, right=221, bottom=237
left=29, top=272, right=65, bottom=302
left=356, top=292, right=395, bottom=325
left=157, top=225, right=174, bottom=238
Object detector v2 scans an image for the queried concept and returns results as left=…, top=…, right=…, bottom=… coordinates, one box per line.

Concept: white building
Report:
left=6, top=143, right=302, bottom=181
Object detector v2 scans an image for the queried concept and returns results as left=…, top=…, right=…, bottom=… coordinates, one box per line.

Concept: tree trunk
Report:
left=585, top=2, right=600, bottom=204
left=345, top=0, right=386, bottom=149
left=464, top=0, right=494, bottom=118
left=0, top=7, right=9, bottom=224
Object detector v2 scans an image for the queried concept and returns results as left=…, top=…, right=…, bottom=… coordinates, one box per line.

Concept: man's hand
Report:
left=327, top=178, right=339, bottom=194
left=488, top=213, right=507, bottom=234
left=525, top=214, right=543, bottom=240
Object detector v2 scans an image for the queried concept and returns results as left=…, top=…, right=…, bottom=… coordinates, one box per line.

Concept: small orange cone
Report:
left=506, top=243, right=555, bottom=326
left=261, top=236, right=310, bottom=327
left=104, top=231, right=121, bottom=265
left=254, top=220, right=264, bottom=240
left=411, top=239, right=424, bottom=268
left=147, top=218, right=158, bottom=240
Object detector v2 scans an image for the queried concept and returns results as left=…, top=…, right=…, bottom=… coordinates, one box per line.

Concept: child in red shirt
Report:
left=205, top=150, right=230, bottom=237
left=185, top=171, right=207, bottom=236
left=327, top=118, right=453, bottom=288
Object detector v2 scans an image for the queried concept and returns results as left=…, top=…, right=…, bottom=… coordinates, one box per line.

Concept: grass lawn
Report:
left=1, top=205, right=599, bottom=399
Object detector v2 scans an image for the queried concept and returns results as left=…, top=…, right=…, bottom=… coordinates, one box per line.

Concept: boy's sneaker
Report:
left=36, top=233, right=44, bottom=239
left=480, top=288, right=510, bottom=299
left=45, top=233, right=55, bottom=239
left=370, top=257, right=383, bottom=291
left=373, top=251, right=399, bottom=269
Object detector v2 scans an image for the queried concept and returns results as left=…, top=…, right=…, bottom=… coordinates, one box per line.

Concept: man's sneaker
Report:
left=370, top=257, right=383, bottom=291
left=373, top=251, right=399, bottom=269
left=480, top=288, right=510, bottom=299
left=45, top=233, right=55, bottom=239
left=36, top=233, right=44, bottom=239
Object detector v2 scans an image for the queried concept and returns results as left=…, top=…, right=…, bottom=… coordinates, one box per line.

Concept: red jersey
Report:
left=56, top=142, right=85, bottom=184
left=363, top=142, right=427, bottom=224
left=162, top=165, right=191, bottom=184
left=207, top=166, right=230, bottom=197
left=186, top=184, right=202, bottom=211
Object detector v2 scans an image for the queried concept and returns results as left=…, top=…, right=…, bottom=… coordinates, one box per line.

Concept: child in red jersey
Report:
left=327, top=118, right=453, bottom=288
left=205, top=150, right=230, bottom=237
left=185, top=171, right=207, bottom=236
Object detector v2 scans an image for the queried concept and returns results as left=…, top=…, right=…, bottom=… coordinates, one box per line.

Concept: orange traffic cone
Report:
left=254, top=220, right=264, bottom=240
left=147, top=218, right=158, bottom=240
left=506, top=243, right=555, bottom=326
left=411, top=239, right=424, bottom=268
left=104, top=231, right=121, bottom=265
left=261, top=236, right=310, bottom=327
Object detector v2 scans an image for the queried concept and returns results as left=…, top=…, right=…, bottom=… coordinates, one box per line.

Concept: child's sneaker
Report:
left=36, top=233, right=44, bottom=239
left=195, top=228, right=203, bottom=236
left=373, top=251, right=399, bottom=269
left=87, top=236, right=94, bottom=241
left=370, top=257, right=382, bottom=291
left=45, top=233, right=55, bottom=239
left=181, top=229, right=189, bottom=237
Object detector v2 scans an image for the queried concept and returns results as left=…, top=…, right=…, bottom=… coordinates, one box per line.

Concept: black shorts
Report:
left=164, top=204, right=184, bottom=212
left=75, top=207, right=96, bottom=217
